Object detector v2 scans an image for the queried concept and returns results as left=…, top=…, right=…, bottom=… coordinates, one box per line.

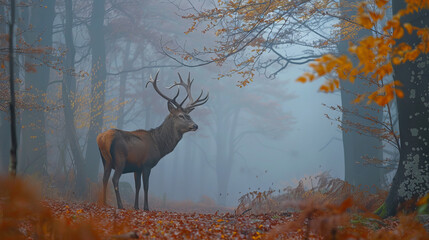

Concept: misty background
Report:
left=0, top=0, right=369, bottom=208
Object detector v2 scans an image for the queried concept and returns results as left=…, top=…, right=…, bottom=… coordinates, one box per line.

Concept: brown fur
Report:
left=98, top=72, right=207, bottom=211
left=97, top=109, right=197, bottom=211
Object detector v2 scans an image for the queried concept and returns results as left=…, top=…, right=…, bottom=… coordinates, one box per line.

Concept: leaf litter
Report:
left=1, top=176, right=428, bottom=239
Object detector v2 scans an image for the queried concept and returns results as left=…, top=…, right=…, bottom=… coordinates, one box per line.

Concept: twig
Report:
left=240, top=208, right=252, bottom=215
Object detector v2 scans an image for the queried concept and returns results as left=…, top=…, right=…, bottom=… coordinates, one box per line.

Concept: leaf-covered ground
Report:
left=42, top=199, right=293, bottom=239
left=1, top=177, right=429, bottom=239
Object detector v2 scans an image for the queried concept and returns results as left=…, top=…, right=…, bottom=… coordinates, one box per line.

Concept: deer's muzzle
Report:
left=190, top=124, right=198, bottom=131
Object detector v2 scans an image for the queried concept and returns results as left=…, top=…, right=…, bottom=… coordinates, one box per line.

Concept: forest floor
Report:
left=11, top=197, right=429, bottom=240
left=1, top=176, right=429, bottom=239
left=41, top=199, right=293, bottom=239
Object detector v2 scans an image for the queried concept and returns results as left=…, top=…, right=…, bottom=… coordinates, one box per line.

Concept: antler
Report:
left=146, top=70, right=181, bottom=108
left=168, top=72, right=209, bottom=112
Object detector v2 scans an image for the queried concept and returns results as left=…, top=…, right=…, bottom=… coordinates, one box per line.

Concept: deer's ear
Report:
left=167, top=101, right=177, bottom=113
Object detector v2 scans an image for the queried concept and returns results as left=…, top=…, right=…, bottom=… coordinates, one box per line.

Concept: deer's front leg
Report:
left=142, top=168, right=151, bottom=211
left=134, top=171, right=142, bottom=210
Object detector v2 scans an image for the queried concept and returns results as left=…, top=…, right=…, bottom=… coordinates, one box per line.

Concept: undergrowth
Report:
left=0, top=177, right=100, bottom=240
left=236, top=172, right=429, bottom=239
left=236, top=172, right=387, bottom=215
left=0, top=174, right=428, bottom=239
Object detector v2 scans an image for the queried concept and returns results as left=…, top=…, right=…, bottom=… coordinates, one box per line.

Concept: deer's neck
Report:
left=150, top=115, right=182, bottom=158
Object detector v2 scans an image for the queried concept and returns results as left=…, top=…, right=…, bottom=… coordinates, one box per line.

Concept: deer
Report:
left=96, top=71, right=208, bottom=211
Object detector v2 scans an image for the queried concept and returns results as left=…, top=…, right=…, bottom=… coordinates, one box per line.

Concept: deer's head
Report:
left=146, top=71, right=209, bottom=134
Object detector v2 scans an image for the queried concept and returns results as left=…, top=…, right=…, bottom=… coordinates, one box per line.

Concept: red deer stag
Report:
left=97, top=72, right=208, bottom=210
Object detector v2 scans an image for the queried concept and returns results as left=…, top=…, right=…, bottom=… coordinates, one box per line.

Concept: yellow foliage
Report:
left=297, top=0, right=429, bottom=106
left=184, top=0, right=428, bottom=89
left=403, top=23, right=414, bottom=34
left=352, top=94, right=365, bottom=103
left=183, top=0, right=344, bottom=86
left=375, top=0, right=389, bottom=8
left=296, top=76, right=307, bottom=83
left=357, top=14, right=373, bottom=29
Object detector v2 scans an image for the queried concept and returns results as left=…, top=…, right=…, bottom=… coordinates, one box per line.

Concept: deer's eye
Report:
left=179, top=115, right=185, bottom=119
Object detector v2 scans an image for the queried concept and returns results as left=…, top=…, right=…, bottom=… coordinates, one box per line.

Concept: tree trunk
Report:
left=379, top=2, right=429, bottom=217
left=0, top=4, right=10, bottom=173
left=338, top=0, right=383, bottom=190
left=85, top=0, right=107, bottom=183
left=215, top=109, right=239, bottom=205
left=216, top=166, right=231, bottom=206
left=117, top=42, right=131, bottom=129
left=0, top=113, right=11, bottom=173
left=20, top=1, right=55, bottom=176
left=8, top=0, right=17, bottom=177
left=63, top=0, right=87, bottom=197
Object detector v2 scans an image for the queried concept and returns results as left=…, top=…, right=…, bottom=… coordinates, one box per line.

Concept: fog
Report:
left=0, top=0, right=358, bottom=208
left=116, top=67, right=344, bottom=206
left=98, top=0, right=346, bottom=205
left=3, top=1, right=429, bottom=237
left=104, top=1, right=346, bottom=207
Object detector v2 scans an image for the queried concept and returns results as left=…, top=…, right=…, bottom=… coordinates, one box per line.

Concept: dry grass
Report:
left=235, top=172, right=387, bottom=215
left=0, top=177, right=100, bottom=240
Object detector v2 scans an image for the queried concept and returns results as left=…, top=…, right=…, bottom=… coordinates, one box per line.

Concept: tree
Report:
left=323, top=98, right=401, bottom=188
left=382, top=0, right=429, bottom=217
left=198, top=78, right=293, bottom=205
left=169, top=0, right=389, bottom=189
left=0, top=3, right=11, bottom=173
left=85, top=0, right=107, bottom=183
left=62, top=0, right=87, bottom=196
left=0, top=2, right=57, bottom=175
left=8, top=0, right=17, bottom=176
left=166, top=0, right=353, bottom=85
left=298, top=0, right=429, bottom=216
left=337, top=0, right=383, bottom=190
left=19, top=1, right=56, bottom=175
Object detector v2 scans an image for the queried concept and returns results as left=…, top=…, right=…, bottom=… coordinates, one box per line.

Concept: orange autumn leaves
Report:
left=298, top=0, right=429, bottom=106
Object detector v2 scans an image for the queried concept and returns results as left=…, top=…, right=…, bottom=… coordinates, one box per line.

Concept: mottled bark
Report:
left=20, top=1, right=55, bottom=175
left=85, top=0, right=107, bottom=183
left=381, top=2, right=429, bottom=217
left=338, top=0, right=383, bottom=190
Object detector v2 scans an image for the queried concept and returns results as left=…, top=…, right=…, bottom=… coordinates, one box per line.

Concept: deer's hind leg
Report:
left=102, top=166, right=112, bottom=205
left=111, top=150, right=126, bottom=209
left=99, top=148, right=111, bottom=205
